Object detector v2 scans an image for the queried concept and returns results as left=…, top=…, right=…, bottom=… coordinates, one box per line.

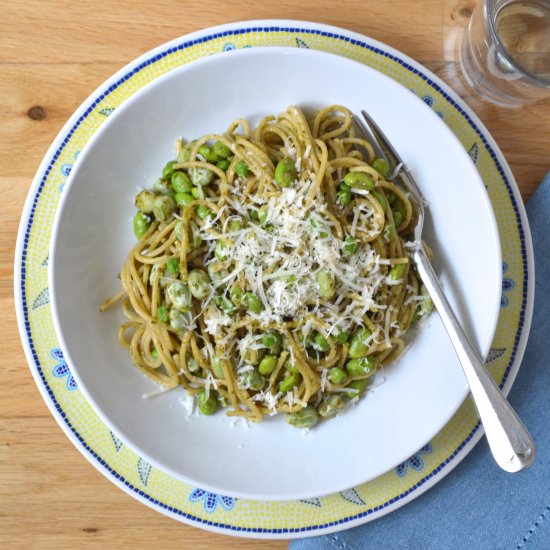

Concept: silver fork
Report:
left=357, top=110, right=535, bottom=472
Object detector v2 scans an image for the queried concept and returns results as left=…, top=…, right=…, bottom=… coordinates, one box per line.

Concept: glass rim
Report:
left=486, top=0, right=550, bottom=87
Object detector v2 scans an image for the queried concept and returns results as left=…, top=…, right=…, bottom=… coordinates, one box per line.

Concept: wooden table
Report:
left=1, top=1, right=549, bottom=547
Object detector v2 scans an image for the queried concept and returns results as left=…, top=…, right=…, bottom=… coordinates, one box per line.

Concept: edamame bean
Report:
left=198, top=144, right=218, bottom=163
left=152, top=195, right=176, bottom=222
left=188, top=269, right=211, bottom=300
left=318, top=394, right=346, bottom=418
left=328, top=367, right=347, bottom=385
left=284, top=406, right=318, bottom=429
left=162, top=161, right=176, bottom=179
left=342, top=236, right=358, bottom=256
left=135, top=190, right=155, bottom=213
left=188, top=220, right=202, bottom=250
left=383, top=221, right=395, bottom=240
left=262, top=332, right=282, bottom=351
left=156, top=305, right=169, bottom=323
left=214, top=240, right=230, bottom=261
left=274, top=157, right=297, bottom=187
left=186, top=355, right=200, bottom=373
left=166, top=257, right=180, bottom=274
left=389, top=263, right=407, bottom=281
left=243, top=348, right=266, bottom=366
left=244, top=292, right=264, bottom=313
left=229, top=287, right=243, bottom=307
left=336, top=182, right=352, bottom=206
left=213, top=140, right=232, bottom=158
left=133, top=211, right=150, bottom=240
left=279, top=372, right=301, bottom=393
left=316, top=269, right=336, bottom=299
left=198, top=389, right=218, bottom=415
left=207, top=263, right=229, bottom=285
left=258, top=355, right=278, bottom=376
left=167, top=281, right=192, bottom=311
left=191, top=186, right=204, bottom=200
left=228, top=218, right=242, bottom=232
left=169, top=308, right=187, bottom=331
left=171, top=171, right=192, bottom=193
left=175, top=192, right=194, bottom=206
left=235, top=160, right=249, bottom=177
left=371, top=158, right=390, bottom=178
left=217, top=159, right=230, bottom=171
left=196, top=205, right=213, bottom=220
left=258, top=204, right=269, bottom=225
left=313, top=332, right=329, bottom=352
left=345, top=356, right=375, bottom=377
left=241, top=369, right=265, bottom=390
left=344, top=171, right=375, bottom=191
left=345, top=378, right=370, bottom=398
left=211, top=356, right=225, bottom=379
left=348, top=327, right=372, bottom=358
left=214, top=295, right=235, bottom=314
left=412, top=284, right=434, bottom=323
left=373, top=190, right=388, bottom=213
left=192, top=167, right=214, bottom=186
left=151, top=348, right=158, bottom=359
left=174, top=220, right=184, bottom=241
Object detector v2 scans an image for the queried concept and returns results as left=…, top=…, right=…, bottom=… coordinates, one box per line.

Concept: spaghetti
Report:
left=101, top=105, right=433, bottom=427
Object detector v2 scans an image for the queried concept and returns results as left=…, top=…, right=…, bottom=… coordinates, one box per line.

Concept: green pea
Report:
left=162, top=161, right=176, bottom=179
left=344, top=171, right=375, bottom=191
left=188, top=220, right=202, bottom=250
left=197, top=144, right=217, bottom=163
left=345, top=378, right=370, bottom=398
left=187, top=269, right=211, bottom=300
left=235, top=160, right=250, bottom=177
left=318, top=394, right=346, bottom=419
left=191, top=186, right=204, bottom=200
left=258, top=355, right=278, bottom=376
left=316, top=269, right=336, bottom=299
left=192, top=167, right=214, bottom=186
left=214, top=295, right=235, bottom=314
left=167, top=281, right=192, bottom=311
left=229, top=287, right=243, bottom=307
left=336, top=182, right=352, bottom=206
left=279, top=372, right=301, bottom=393
left=153, top=178, right=171, bottom=195
left=336, top=331, right=349, bottom=344
left=328, top=367, right=347, bottom=385
left=371, top=158, right=390, bottom=178
left=274, top=157, right=297, bottom=187
left=262, top=332, right=282, bottom=350
left=196, top=205, right=213, bottom=220
left=156, top=305, right=169, bottom=323
left=169, top=307, right=187, bottom=331
left=211, top=356, right=225, bottom=379
left=243, top=348, right=265, bottom=366
left=213, top=140, right=232, bottom=158
left=242, top=369, right=265, bottom=390
left=313, top=332, right=329, bottom=352
left=215, top=240, right=231, bottom=261
left=373, top=190, right=389, bottom=213
left=166, top=257, right=180, bottom=274
left=389, top=263, right=407, bottom=281
left=244, top=292, right=264, bottom=314
left=284, top=406, right=318, bottom=429
left=152, top=195, right=176, bottom=223
left=258, top=204, right=269, bottom=225
left=348, top=328, right=372, bottom=358
left=186, top=355, right=200, bottom=373
left=198, top=389, right=218, bottom=415
left=217, top=159, right=230, bottom=171
left=174, top=192, right=194, bottom=206
left=342, top=236, right=358, bottom=256
left=171, top=171, right=193, bottom=193
left=135, top=190, right=156, bottom=213
left=346, top=356, right=376, bottom=377
left=133, top=211, right=151, bottom=240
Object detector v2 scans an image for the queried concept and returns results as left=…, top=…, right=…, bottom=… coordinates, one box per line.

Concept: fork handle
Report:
left=412, top=247, right=536, bottom=472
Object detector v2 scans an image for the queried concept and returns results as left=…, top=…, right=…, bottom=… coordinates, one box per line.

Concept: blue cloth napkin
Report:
left=291, top=173, right=550, bottom=550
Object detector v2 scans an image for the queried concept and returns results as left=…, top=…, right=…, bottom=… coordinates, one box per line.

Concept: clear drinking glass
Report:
left=458, top=0, right=550, bottom=107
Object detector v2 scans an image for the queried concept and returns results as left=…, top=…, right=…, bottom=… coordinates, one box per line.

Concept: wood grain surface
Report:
left=1, top=1, right=549, bottom=547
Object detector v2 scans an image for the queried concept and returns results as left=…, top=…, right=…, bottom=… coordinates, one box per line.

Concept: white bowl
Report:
left=50, top=46, right=501, bottom=501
